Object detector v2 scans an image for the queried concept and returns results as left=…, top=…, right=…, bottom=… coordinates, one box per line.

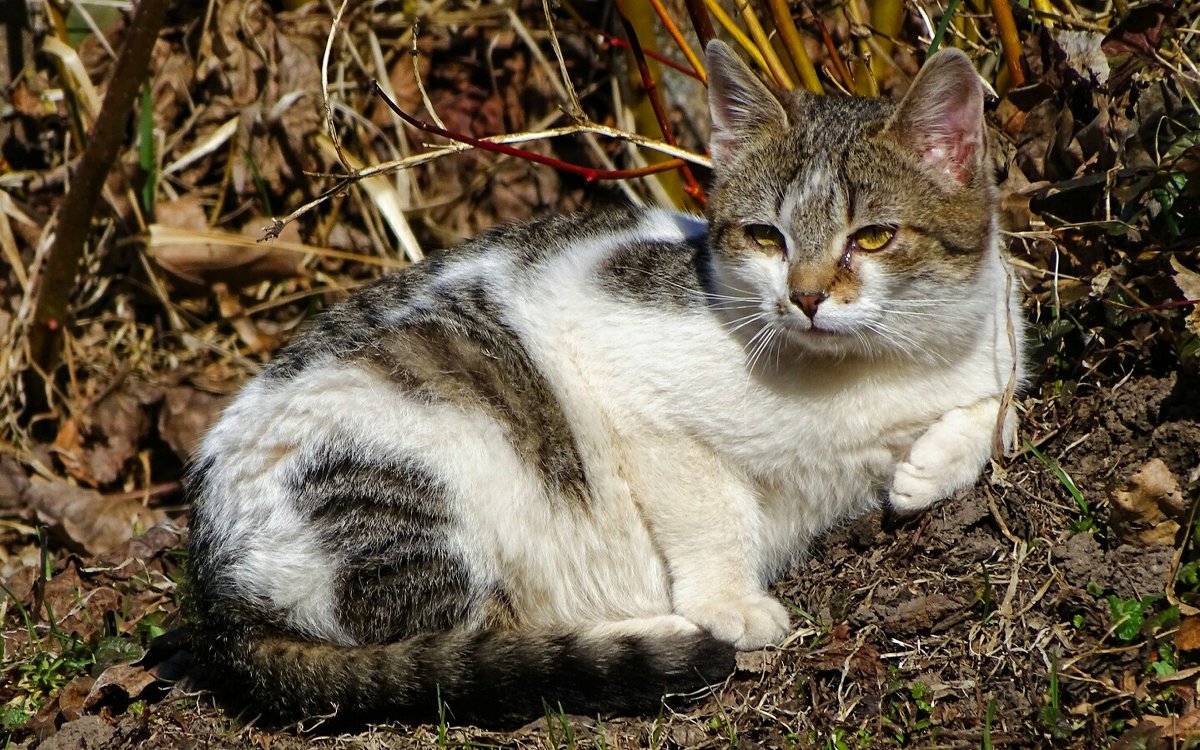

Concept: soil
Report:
left=3, top=372, right=1196, bottom=749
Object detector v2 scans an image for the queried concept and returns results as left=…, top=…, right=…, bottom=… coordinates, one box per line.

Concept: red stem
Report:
left=599, top=32, right=702, bottom=80
left=804, top=1, right=855, bottom=92
left=684, top=0, right=717, bottom=47
left=373, top=81, right=686, bottom=182
left=613, top=0, right=706, bottom=204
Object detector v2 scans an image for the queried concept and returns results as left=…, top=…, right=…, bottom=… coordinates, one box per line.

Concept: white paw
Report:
left=682, top=593, right=791, bottom=650
left=889, top=458, right=950, bottom=513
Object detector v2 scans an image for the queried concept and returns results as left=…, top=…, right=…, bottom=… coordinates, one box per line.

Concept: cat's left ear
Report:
left=883, top=48, right=986, bottom=187
left=706, top=40, right=788, bottom=166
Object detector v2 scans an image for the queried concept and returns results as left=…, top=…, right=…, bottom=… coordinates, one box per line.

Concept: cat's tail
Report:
left=204, top=618, right=735, bottom=727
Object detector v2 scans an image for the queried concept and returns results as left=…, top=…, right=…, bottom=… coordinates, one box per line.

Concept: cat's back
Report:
left=258, top=206, right=706, bottom=381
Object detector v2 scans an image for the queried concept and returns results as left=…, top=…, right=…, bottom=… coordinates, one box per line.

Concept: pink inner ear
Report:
left=894, top=50, right=986, bottom=187
left=921, top=128, right=981, bottom=184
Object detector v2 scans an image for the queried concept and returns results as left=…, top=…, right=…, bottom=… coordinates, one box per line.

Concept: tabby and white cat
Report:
left=186, top=40, right=1024, bottom=725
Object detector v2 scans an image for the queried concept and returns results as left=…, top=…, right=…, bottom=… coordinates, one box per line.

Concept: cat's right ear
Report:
left=706, top=40, right=788, bottom=166
left=883, top=48, right=986, bottom=188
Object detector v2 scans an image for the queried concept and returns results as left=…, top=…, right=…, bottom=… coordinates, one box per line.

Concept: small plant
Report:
left=1037, top=659, right=1068, bottom=739
left=981, top=699, right=997, bottom=750
left=881, top=675, right=936, bottom=745
left=825, top=726, right=872, bottom=750
left=1025, top=442, right=1093, bottom=531
left=975, top=564, right=995, bottom=623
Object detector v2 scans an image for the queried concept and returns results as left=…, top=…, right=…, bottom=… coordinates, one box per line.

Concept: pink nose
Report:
left=789, top=291, right=827, bottom=319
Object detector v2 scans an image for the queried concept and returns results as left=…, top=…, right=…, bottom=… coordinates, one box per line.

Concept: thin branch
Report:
left=321, top=0, right=353, bottom=171
left=684, top=0, right=717, bottom=48
left=264, top=120, right=711, bottom=239
left=374, top=82, right=686, bottom=179
left=542, top=0, right=585, bottom=118
left=649, top=0, right=707, bottom=83
left=28, top=0, right=170, bottom=377
left=557, top=2, right=705, bottom=79
left=805, top=1, right=855, bottom=92
left=613, top=0, right=706, bottom=204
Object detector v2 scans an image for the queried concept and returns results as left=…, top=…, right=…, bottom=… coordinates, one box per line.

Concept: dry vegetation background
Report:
left=1, top=0, right=1199, bottom=748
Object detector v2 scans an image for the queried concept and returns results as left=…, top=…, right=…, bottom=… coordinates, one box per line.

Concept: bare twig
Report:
left=321, top=0, right=354, bottom=171
left=805, top=1, right=856, bottom=93
left=264, top=119, right=710, bottom=238
left=374, top=81, right=687, bottom=182
left=614, top=0, right=705, bottom=204
left=28, top=0, right=170, bottom=378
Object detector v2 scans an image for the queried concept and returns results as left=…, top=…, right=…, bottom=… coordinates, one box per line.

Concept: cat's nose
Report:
left=789, top=290, right=827, bottom=319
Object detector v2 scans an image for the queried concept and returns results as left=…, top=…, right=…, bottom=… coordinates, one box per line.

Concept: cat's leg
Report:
left=889, top=396, right=1015, bottom=513
left=628, top=440, right=790, bottom=651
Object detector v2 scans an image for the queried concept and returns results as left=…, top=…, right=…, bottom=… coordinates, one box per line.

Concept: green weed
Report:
left=1037, top=658, right=1067, bottom=739
left=1025, top=442, right=1092, bottom=531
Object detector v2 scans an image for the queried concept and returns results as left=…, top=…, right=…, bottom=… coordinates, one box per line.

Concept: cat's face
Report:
left=704, top=42, right=998, bottom=364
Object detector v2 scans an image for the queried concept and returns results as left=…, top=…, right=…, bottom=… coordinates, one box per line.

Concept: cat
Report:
left=185, top=39, right=1024, bottom=727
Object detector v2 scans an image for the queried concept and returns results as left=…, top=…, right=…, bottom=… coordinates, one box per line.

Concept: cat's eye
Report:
left=744, top=224, right=786, bottom=253
left=851, top=225, right=897, bottom=252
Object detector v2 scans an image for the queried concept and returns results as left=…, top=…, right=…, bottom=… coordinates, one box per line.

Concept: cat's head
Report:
left=703, top=40, right=999, bottom=364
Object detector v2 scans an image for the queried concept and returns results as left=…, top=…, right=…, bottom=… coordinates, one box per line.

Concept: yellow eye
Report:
left=852, top=225, right=896, bottom=252
left=745, top=224, right=786, bottom=252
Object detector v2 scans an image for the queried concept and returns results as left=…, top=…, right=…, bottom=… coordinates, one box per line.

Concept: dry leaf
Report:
left=57, top=675, right=96, bottom=722
left=157, top=386, right=228, bottom=462
left=1176, top=615, right=1200, bottom=652
left=1169, top=256, right=1200, bottom=338
left=84, top=663, right=157, bottom=711
left=25, top=479, right=167, bottom=556
left=1109, top=459, right=1186, bottom=546
left=0, top=453, right=30, bottom=510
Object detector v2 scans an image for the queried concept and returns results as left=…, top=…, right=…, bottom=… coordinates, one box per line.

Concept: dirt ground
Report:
left=6, top=371, right=1198, bottom=749
left=2, top=1, right=1199, bottom=748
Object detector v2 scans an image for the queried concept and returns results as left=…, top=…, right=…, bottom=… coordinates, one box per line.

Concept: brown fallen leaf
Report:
left=0, top=452, right=30, bottom=510
left=146, top=222, right=307, bottom=290
left=25, top=478, right=168, bottom=556
left=1170, top=256, right=1200, bottom=339
left=157, top=386, right=228, bottom=462
left=1109, top=459, right=1186, bottom=546
left=84, top=662, right=158, bottom=712
left=53, top=381, right=157, bottom=487
left=1176, top=615, right=1200, bottom=652
left=57, top=675, right=97, bottom=722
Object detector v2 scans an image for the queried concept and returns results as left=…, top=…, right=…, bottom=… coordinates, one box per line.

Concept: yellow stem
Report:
left=649, top=0, right=708, bottom=83
left=1031, top=0, right=1056, bottom=27
left=868, top=0, right=905, bottom=81
left=766, top=0, right=823, bottom=93
left=844, top=0, right=878, bottom=96
left=731, top=0, right=794, bottom=88
left=702, top=0, right=774, bottom=79
left=988, top=0, right=1025, bottom=88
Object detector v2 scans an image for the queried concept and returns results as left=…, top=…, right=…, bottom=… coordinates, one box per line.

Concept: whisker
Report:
left=721, top=312, right=770, bottom=337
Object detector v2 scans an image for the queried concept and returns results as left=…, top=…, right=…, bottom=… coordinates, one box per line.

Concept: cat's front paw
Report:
left=889, top=458, right=952, bottom=513
left=682, top=593, right=791, bottom=650
left=889, top=399, right=1006, bottom=515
